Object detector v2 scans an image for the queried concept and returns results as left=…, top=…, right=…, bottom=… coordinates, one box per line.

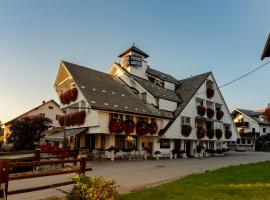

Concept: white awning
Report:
left=43, top=127, right=87, bottom=141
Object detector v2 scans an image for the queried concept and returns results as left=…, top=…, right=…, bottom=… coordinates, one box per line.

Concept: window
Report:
left=181, top=117, right=190, bottom=125
left=115, top=135, right=126, bottom=149
left=241, top=139, right=246, bottom=144
left=48, top=106, right=53, bottom=109
left=160, top=139, right=170, bottom=149
left=148, top=76, right=155, bottom=83
left=252, top=128, right=255, bottom=133
left=263, top=128, right=266, bottom=133
left=247, top=140, right=251, bottom=144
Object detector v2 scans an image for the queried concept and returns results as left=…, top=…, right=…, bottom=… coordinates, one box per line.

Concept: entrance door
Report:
left=175, top=140, right=181, bottom=152
left=186, top=140, right=191, bottom=157
left=85, top=135, right=96, bottom=150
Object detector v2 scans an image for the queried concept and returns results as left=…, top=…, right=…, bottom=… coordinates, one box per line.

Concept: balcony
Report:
left=235, top=121, right=249, bottom=128
left=239, top=132, right=259, bottom=138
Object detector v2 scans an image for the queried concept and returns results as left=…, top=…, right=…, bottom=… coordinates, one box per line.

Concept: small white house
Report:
left=2, top=100, right=64, bottom=146
left=230, top=108, right=270, bottom=151
left=53, top=45, right=238, bottom=157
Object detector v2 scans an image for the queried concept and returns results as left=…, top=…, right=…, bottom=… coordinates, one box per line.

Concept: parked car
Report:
left=235, top=146, right=246, bottom=152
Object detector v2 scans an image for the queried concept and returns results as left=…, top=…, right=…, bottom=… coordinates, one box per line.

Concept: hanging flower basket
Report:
left=124, top=119, right=135, bottom=135
left=59, top=88, right=78, bottom=105
left=197, top=127, right=205, bottom=139
left=206, top=128, right=214, bottom=139
left=206, top=87, right=214, bottom=98
left=197, top=105, right=206, bottom=116
left=216, top=110, right=224, bottom=120
left=181, top=125, right=192, bottom=137
left=263, top=107, right=270, bottom=122
left=206, top=108, right=214, bottom=119
left=225, top=130, right=232, bottom=139
left=109, top=119, right=124, bottom=134
left=149, top=122, right=158, bottom=135
left=215, top=129, right=223, bottom=140
left=136, top=121, right=150, bottom=135
left=58, top=111, right=86, bottom=127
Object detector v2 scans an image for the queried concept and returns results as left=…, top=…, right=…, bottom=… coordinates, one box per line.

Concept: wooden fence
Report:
left=0, top=157, right=91, bottom=199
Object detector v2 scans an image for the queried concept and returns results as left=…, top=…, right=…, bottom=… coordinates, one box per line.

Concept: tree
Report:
left=9, top=116, right=52, bottom=150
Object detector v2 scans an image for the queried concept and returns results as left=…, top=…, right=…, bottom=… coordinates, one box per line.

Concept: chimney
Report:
left=42, top=101, right=46, bottom=104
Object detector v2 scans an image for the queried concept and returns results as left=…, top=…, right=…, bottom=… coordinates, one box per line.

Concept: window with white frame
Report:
left=181, top=116, right=190, bottom=125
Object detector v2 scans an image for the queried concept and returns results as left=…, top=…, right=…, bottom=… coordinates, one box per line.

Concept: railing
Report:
left=0, top=157, right=91, bottom=199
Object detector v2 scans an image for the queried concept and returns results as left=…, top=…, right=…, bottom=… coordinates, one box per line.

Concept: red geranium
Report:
left=58, top=111, right=86, bottom=127
left=149, top=122, right=158, bottom=135
left=207, top=108, right=214, bottom=119
left=197, top=127, right=205, bottom=139
left=109, top=119, right=124, bottom=133
left=197, top=105, right=206, bottom=116
left=206, top=128, right=214, bottom=139
left=206, top=87, right=214, bottom=98
left=225, top=130, right=232, bottom=139
left=215, top=129, right=222, bottom=140
left=216, top=110, right=224, bottom=120
left=59, top=88, right=78, bottom=105
left=181, top=125, right=192, bottom=137
left=124, top=119, right=135, bottom=135
left=136, top=121, right=149, bottom=135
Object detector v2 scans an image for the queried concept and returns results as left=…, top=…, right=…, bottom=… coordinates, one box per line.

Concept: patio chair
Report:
left=139, top=150, right=145, bottom=159
left=129, top=150, right=136, bottom=160
left=135, top=151, right=140, bottom=160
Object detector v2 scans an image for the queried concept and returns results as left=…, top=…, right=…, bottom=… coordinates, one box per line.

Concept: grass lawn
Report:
left=120, top=161, right=270, bottom=200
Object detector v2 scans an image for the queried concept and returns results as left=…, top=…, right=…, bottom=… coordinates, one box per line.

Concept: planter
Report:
left=197, top=127, right=205, bottom=139
left=215, top=129, right=223, bottom=140
left=197, top=105, right=206, bottom=116
left=206, top=128, right=214, bottom=139
left=225, top=130, right=232, bottom=139
left=109, top=119, right=124, bottom=133
left=181, top=125, right=192, bottom=137
left=59, top=88, right=78, bottom=105
left=124, top=119, right=135, bottom=135
left=216, top=110, right=224, bottom=120
left=136, top=121, right=150, bottom=135
left=58, top=111, right=86, bottom=127
left=206, top=87, right=214, bottom=98
left=206, top=108, right=214, bottom=119
left=149, top=122, right=158, bottom=135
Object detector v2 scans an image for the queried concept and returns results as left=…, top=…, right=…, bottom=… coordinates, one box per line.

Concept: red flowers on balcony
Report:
left=197, top=105, right=206, bottom=116
left=206, top=128, right=214, bottom=139
left=58, top=111, right=86, bottom=127
left=109, top=119, right=125, bottom=134
left=206, top=87, right=214, bottom=98
left=207, top=108, right=214, bottom=119
left=124, top=119, right=135, bottom=135
left=149, top=122, right=158, bottom=135
left=225, top=130, right=232, bottom=139
left=181, top=125, right=192, bottom=137
left=136, top=121, right=150, bottom=135
left=197, top=127, right=205, bottom=139
left=263, top=107, right=270, bottom=122
left=215, top=129, right=222, bottom=140
left=60, top=88, right=78, bottom=105
left=216, top=110, right=224, bottom=120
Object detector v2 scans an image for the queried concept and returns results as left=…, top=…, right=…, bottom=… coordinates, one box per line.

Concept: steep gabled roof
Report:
left=234, top=108, right=270, bottom=125
left=62, top=61, right=173, bottom=119
left=159, top=72, right=211, bottom=135
left=4, top=100, right=60, bottom=125
left=118, top=45, right=149, bottom=58
left=261, top=33, right=270, bottom=60
left=146, top=67, right=180, bottom=85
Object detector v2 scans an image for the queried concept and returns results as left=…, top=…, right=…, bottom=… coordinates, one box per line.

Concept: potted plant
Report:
left=197, top=127, right=205, bottom=139
left=215, top=129, right=223, bottom=140
left=225, top=129, right=232, bottom=139
left=216, top=110, right=224, bottom=120
left=197, top=105, right=206, bottom=116
left=206, top=87, right=214, bottom=98
left=181, top=125, right=192, bottom=137
left=206, top=128, right=214, bottom=139
left=206, top=108, right=214, bottom=119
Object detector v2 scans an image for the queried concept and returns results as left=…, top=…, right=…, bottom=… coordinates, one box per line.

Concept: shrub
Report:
left=62, top=175, right=119, bottom=200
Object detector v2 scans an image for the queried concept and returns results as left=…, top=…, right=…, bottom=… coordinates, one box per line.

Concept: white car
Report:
left=235, top=146, right=246, bottom=152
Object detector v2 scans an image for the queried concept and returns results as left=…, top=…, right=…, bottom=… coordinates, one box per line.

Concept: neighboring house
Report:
left=53, top=45, right=238, bottom=156
left=2, top=100, right=64, bottom=146
left=261, top=33, right=270, bottom=60
left=230, top=108, right=270, bottom=151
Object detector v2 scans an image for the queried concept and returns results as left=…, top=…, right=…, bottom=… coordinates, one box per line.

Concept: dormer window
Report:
left=148, top=76, right=155, bottom=83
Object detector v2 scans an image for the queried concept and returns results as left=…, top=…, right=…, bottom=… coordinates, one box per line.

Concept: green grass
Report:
left=120, top=161, right=270, bottom=200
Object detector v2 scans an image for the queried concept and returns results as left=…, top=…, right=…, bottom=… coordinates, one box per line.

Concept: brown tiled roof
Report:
left=146, top=67, right=180, bottom=85
left=159, top=72, right=211, bottom=135
left=261, top=33, right=270, bottom=60
left=62, top=61, right=173, bottom=119
left=133, top=76, right=182, bottom=102
left=118, top=45, right=149, bottom=58
left=235, top=108, right=270, bottom=125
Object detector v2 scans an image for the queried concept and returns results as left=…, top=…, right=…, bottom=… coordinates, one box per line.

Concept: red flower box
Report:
left=206, top=87, right=214, bottom=98
left=109, top=119, right=124, bottom=134
left=207, top=108, right=214, bottom=119
left=58, top=111, right=86, bottom=127
left=197, top=127, right=205, bottom=139
left=197, top=105, right=206, bottom=116
left=225, top=130, right=232, bottom=139
left=181, top=125, right=192, bottom=137
left=136, top=121, right=150, bottom=135
left=206, top=128, right=214, bottom=139
left=216, top=110, right=224, bottom=120
left=149, top=122, right=158, bottom=135
left=59, top=88, right=78, bottom=105
left=124, top=119, right=135, bottom=135
left=215, top=129, right=222, bottom=140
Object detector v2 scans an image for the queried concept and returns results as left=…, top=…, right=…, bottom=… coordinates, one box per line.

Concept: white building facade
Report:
left=53, top=46, right=238, bottom=157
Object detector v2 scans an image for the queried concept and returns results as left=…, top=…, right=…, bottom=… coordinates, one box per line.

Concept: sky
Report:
left=0, top=0, right=270, bottom=123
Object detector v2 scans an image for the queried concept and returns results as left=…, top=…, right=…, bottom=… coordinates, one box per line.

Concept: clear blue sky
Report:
left=0, top=0, right=270, bottom=123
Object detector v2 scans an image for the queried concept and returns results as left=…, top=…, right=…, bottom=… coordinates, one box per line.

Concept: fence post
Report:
left=0, top=159, right=10, bottom=199
left=79, top=157, right=86, bottom=175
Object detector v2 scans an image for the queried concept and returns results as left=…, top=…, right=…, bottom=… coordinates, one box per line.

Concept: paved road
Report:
left=8, top=151, right=270, bottom=200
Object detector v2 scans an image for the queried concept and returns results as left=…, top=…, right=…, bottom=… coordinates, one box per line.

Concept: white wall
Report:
left=164, top=81, right=175, bottom=91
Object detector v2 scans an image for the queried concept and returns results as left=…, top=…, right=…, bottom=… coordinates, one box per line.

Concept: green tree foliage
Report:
left=9, top=116, right=52, bottom=150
